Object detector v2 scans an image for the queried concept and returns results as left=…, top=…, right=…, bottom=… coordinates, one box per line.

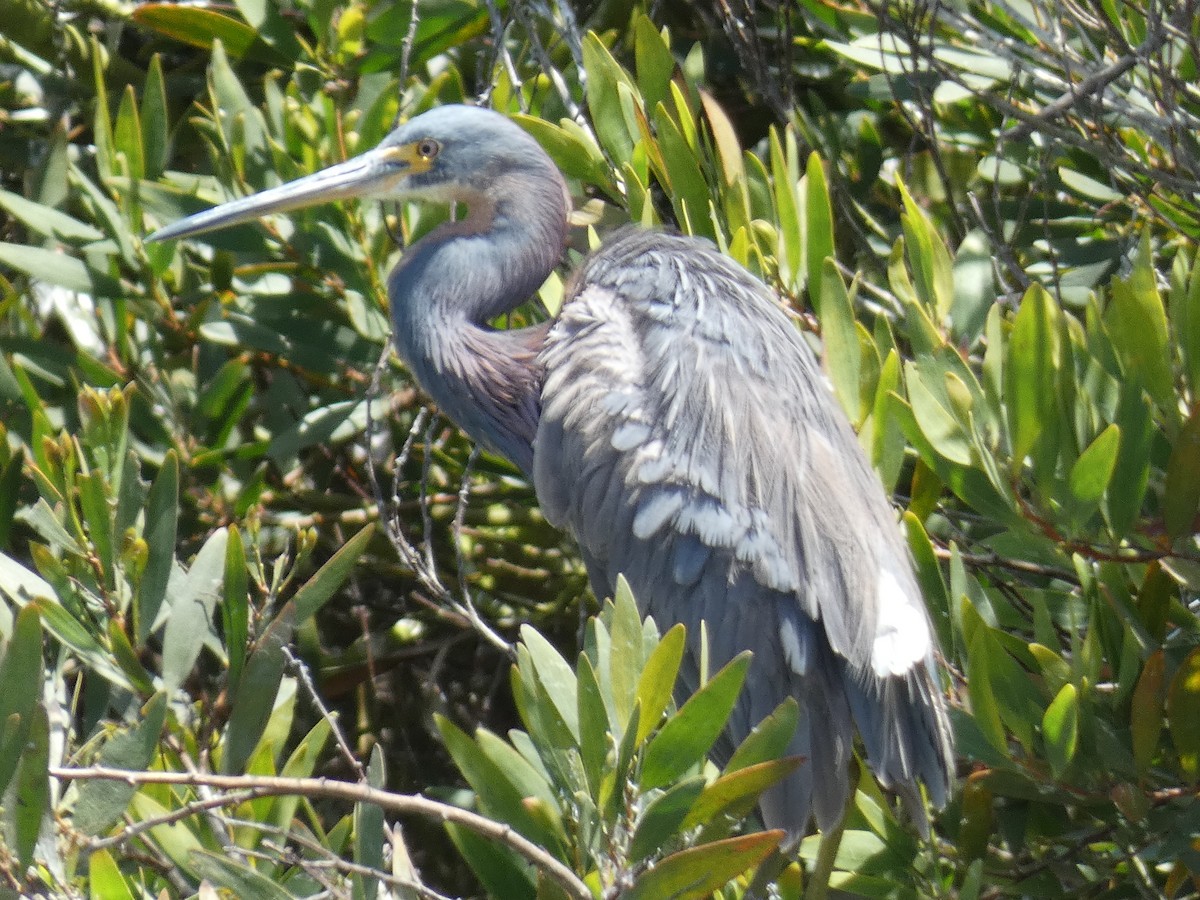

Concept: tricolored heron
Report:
left=150, top=104, right=954, bottom=836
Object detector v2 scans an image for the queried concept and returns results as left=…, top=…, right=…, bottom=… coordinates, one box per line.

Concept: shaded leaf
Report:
left=75, top=693, right=167, bottom=835
left=222, top=603, right=294, bottom=774
left=1167, top=647, right=1200, bottom=779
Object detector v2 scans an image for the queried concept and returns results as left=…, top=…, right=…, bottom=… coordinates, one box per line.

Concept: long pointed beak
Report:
left=147, top=145, right=411, bottom=243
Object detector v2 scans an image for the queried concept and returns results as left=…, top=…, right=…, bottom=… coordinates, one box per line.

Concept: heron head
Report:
left=147, top=104, right=554, bottom=243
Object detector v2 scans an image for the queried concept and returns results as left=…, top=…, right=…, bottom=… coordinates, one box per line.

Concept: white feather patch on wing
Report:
left=780, top=619, right=808, bottom=675
left=871, top=565, right=931, bottom=677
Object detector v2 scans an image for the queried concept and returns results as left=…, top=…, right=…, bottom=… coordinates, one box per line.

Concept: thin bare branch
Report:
left=51, top=766, right=592, bottom=900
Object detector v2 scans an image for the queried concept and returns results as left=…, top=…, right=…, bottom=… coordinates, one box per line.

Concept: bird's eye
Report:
left=417, top=139, right=440, bottom=159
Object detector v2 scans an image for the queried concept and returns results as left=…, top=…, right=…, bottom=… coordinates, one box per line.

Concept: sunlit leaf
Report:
left=624, top=831, right=784, bottom=899
left=1042, top=683, right=1079, bottom=776
left=641, top=653, right=750, bottom=790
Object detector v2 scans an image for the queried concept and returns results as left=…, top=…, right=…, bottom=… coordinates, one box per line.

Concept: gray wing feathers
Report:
left=535, top=229, right=952, bottom=834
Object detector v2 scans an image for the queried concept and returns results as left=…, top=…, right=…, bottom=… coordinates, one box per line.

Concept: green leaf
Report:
left=633, top=14, right=675, bottom=112
left=1131, top=651, right=1165, bottom=773
left=436, top=715, right=562, bottom=852
left=634, top=623, right=685, bottom=744
left=653, top=102, right=713, bottom=241
left=107, top=619, right=154, bottom=696
left=30, top=597, right=133, bottom=690
left=624, top=831, right=784, bottom=900
left=0, top=242, right=121, bottom=296
left=519, top=625, right=579, bottom=743
left=0, top=189, right=104, bottom=242
left=897, top=176, right=954, bottom=320
left=1177, top=248, right=1200, bottom=399
left=78, top=471, right=114, bottom=591
left=1164, top=411, right=1200, bottom=540
left=821, top=259, right=863, bottom=424
left=75, top=693, right=167, bottom=835
left=1105, top=234, right=1173, bottom=413
left=965, top=610, right=1006, bottom=754
left=87, top=849, right=136, bottom=900
left=131, top=4, right=265, bottom=59
left=113, top=85, right=145, bottom=181
left=1105, top=379, right=1154, bottom=535
left=770, top=129, right=801, bottom=289
left=512, top=115, right=613, bottom=191
left=904, top=359, right=972, bottom=465
left=354, top=745, right=385, bottom=900
left=137, top=450, right=177, bottom=644
left=13, top=703, right=49, bottom=869
left=583, top=33, right=636, bottom=163
left=641, top=653, right=750, bottom=790
left=1042, top=683, right=1079, bottom=776
left=222, top=603, right=293, bottom=774
left=1167, top=647, right=1200, bottom=779
left=162, top=528, right=228, bottom=696
left=0, top=605, right=42, bottom=796
left=871, top=350, right=907, bottom=491
left=223, top=525, right=249, bottom=692
left=610, top=574, right=645, bottom=730
left=1006, top=282, right=1061, bottom=465
left=805, top=153, right=835, bottom=317
left=141, top=55, right=169, bottom=179
left=190, top=850, right=298, bottom=900
left=577, top=653, right=608, bottom=797
left=724, top=698, right=799, bottom=774
left=1068, top=424, right=1121, bottom=506
left=951, top=230, right=995, bottom=346
left=682, top=757, right=804, bottom=832
left=629, top=775, right=706, bottom=862
left=445, top=821, right=535, bottom=900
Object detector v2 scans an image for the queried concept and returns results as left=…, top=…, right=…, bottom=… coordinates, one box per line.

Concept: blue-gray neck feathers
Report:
left=384, top=107, right=568, bottom=473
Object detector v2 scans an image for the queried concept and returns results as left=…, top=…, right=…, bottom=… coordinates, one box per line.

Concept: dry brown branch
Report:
left=51, top=766, right=592, bottom=900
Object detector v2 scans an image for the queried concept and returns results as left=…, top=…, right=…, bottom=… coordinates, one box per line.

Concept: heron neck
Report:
left=387, top=174, right=568, bottom=474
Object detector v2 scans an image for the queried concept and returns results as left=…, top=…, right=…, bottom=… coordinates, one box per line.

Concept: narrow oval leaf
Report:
left=821, top=259, right=863, bottom=424
left=137, top=450, right=178, bottom=644
left=682, top=756, right=804, bottom=831
left=1164, top=411, right=1200, bottom=540
left=222, top=604, right=294, bottom=774
left=629, top=775, right=707, bottom=862
left=805, top=153, right=834, bottom=317
left=1042, top=683, right=1079, bottom=776
left=1131, top=651, right=1166, bottom=773
left=162, top=527, right=228, bottom=695
left=641, top=653, right=750, bottom=790
left=435, top=714, right=562, bottom=853
left=14, top=704, right=49, bottom=869
left=292, top=523, right=375, bottom=624
left=1068, top=424, right=1121, bottom=506
left=624, top=831, right=784, bottom=900
left=0, top=605, right=43, bottom=796
left=634, top=623, right=685, bottom=744
left=1167, top=647, right=1200, bottom=779
left=75, top=693, right=167, bottom=835
left=519, top=626, right=579, bottom=743
left=1006, top=282, right=1061, bottom=465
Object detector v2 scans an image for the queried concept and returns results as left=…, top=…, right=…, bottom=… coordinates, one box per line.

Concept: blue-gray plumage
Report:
left=149, top=103, right=954, bottom=837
